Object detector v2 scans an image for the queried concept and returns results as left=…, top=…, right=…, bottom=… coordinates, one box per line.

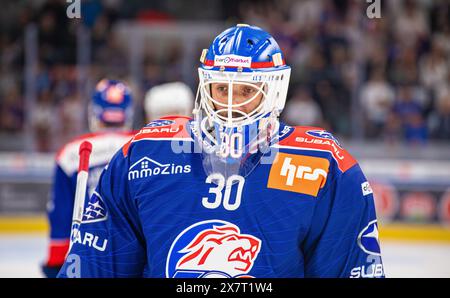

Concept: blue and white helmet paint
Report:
left=89, top=79, right=134, bottom=131
left=193, top=24, right=291, bottom=179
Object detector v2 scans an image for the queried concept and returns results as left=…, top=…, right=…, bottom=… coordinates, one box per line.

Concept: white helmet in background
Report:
left=144, top=82, right=194, bottom=121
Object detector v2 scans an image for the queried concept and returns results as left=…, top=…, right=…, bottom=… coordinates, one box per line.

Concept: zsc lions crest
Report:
left=166, top=220, right=261, bottom=278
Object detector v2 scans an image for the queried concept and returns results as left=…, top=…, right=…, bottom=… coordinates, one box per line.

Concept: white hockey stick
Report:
left=69, top=141, right=93, bottom=251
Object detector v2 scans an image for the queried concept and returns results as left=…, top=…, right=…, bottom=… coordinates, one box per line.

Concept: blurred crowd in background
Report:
left=0, top=0, right=449, bottom=152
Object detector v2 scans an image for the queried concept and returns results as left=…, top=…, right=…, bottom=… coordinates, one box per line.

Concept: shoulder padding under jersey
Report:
left=122, top=115, right=193, bottom=157
left=275, top=126, right=357, bottom=173
left=57, top=131, right=135, bottom=176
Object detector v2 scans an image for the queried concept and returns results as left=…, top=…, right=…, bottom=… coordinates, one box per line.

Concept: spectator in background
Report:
left=164, top=43, right=184, bottom=82
left=313, top=79, right=348, bottom=134
left=392, top=85, right=428, bottom=144
left=142, top=55, right=164, bottom=92
left=94, top=34, right=128, bottom=78
left=419, top=37, right=449, bottom=94
left=237, top=0, right=272, bottom=30
left=81, top=0, right=104, bottom=28
left=360, top=14, right=390, bottom=80
left=58, top=92, right=84, bottom=145
left=36, top=62, right=52, bottom=95
left=304, top=41, right=351, bottom=135
left=51, top=65, right=78, bottom=105
left=289, top=0, right=323, bottom=31
left=0, top=33, right=23, bottom=70
left=0, top=84, right=23, bottom=133
left=404, top=113, right=428, bottom=144
left=433, top=25, right=450, bottom=58
left=360, top=68, right=395, bottom=138
left=393, top=0, right=429, bottom=49
left=32, top=89, right=57, bottom=152
left=282, top=86, right=324, bottom=128
left=91, top=13, right=111, bottom=53
left=431, top=73, right=450, bottom=140
left=35, top=0, right=75, bottom=65
left=383, top=111, right=402, bottom=145
left=389, top=46, right=420, bottom=86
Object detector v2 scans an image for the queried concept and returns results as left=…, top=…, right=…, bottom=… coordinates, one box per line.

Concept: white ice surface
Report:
left=0, top=234, right=449, bottom=278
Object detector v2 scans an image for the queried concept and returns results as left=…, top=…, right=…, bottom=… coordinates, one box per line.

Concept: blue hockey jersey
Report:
left=58, top=116, right=384, bottom=278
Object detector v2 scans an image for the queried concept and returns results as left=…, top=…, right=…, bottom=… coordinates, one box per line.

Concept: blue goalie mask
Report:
left=193, top=24, right=291, bottom=179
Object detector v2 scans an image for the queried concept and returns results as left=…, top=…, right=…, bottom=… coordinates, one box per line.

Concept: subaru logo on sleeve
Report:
left=306, top=130, right=342, bottom=148
left=358, top=220, right=381, bottom=256
left=82, top=191, right=107, bottom=223
left=146, top=119, right=175, bottom=128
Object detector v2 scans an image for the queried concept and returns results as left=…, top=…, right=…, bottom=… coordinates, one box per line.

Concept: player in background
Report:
left=144, top=81, right=194, bottom=122
left=58, top=25, right=384, bottom=278
left=41, top=79, right=135, bottom=278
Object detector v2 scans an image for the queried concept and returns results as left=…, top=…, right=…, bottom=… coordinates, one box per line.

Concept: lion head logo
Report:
left=166, top=220, right=261, bottom=278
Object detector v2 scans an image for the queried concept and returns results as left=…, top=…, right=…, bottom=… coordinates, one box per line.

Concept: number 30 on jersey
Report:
left=202, top=174, right=245, bottom=211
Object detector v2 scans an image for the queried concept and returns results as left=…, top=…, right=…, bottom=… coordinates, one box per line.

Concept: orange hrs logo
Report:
left=267, top=153, right=329, bottom=196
